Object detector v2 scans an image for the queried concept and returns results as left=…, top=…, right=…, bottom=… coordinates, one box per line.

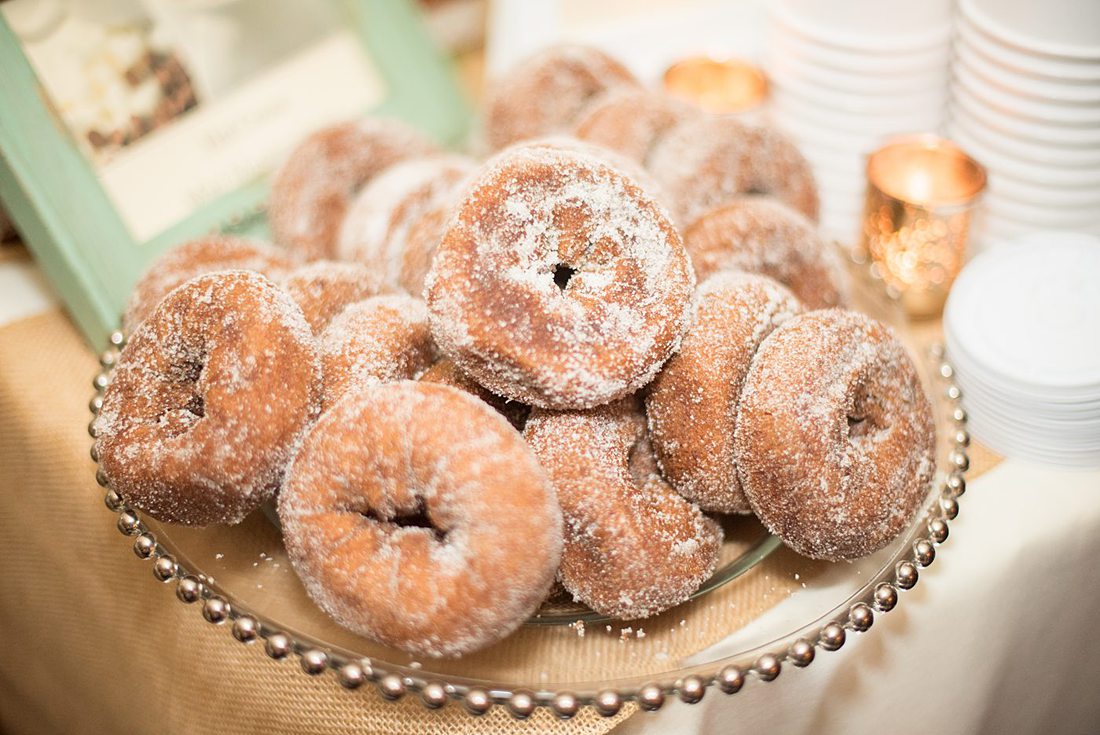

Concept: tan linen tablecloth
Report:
left=0, top=310, right=640, bottom=734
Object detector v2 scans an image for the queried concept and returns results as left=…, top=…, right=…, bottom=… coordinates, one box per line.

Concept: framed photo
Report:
left=0, top=0, right=470, bottom=344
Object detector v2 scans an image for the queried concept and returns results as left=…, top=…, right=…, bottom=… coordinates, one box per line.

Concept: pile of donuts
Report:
left=93, top=46, right=935, bottom=658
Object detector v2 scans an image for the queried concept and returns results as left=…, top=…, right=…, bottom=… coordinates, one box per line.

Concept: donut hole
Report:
left=553, top=263, right=577, bottom=291
left=361, top=499, right=447, bottom=542
left=846, top=387, right=888, bottom=443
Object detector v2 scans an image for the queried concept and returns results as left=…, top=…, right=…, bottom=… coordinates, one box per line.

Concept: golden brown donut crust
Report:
left=319, top=295, right=436, bottom=409
left=683, top=198, right=849, bottom=309
left=278, top=380, right=562, bottom=657
left=573, top=88, right=699, bottom=165
left=484, top=45, right=639, bottom=150
left=426, top=144, right=694, bottom=410
left=124, top=236, right=297, bottom=334
left=646, top=272, right=803, bottom=513
left=525, top=397, right=723, bottom=619
left=95, top=271, right=321, bottom=526
left=649, top=116, right=820, bottom=227
left=419, top=360, right=530, bottom=431
left=281, top=260, right=387, bottom=334
left=336, top=155, right=474, bottom=293
left=268, top=119, right=437, bottom=260
left=735, top=309, right=936, bottom=560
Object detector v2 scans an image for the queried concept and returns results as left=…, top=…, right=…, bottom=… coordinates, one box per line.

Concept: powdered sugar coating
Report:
left=268, top=119, right=438, bottom=260
left=484, top=45, right=639, bottom=150
left=684, top=198, right=849, bottom=309
left=278, top=380, right=563, bottom=657
left=573, top=88, right=699, bottom=166
left=649, top=116, right=819, bottom=227
left=521, top=136, right=674, bottom=220
left=336, top=155, right=475, bottom=292
left=95, top=270, right=322, bottom=526
left=525, top=397, right=722, bottom=619
left=419, top=360, right=530, bottom=431
left=281, top=260, right=388, bottom=334
left=319, top=295, right=436, bottom=409
left=646, top=271, right=803, bottom=514
left=425, top=143, right=694, bottom=410
left=735, top=309, right=936, bottom=561
left=123, top=236, right=297, bottom=334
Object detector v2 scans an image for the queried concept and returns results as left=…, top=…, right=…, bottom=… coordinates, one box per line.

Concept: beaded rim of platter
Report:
left=89, top=329, right=967, bottom=720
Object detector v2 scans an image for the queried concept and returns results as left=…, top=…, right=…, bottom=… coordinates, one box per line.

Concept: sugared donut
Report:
left=649, top=116, right=819, bottom=227
left=484, top=45, right=639, bottom=150
left=319, top=295, right=436, bottom=408
left=573, top=88, right=699, bottom=165
left=735, top=309, right=936, bottom=561
left=95, top=271, right=321, bottom=526
left=683, top=198, right=849, bottom=309
left=419, top=359, right=530, bottom=431
left=123, top=236, right=297, bottom=334
left=336, top=155, right=474, bottom=291
left=399, top=201, right=454, bottom=297
left=524, top=397, right=722, bottom=619
left=268, top=119, right=437, bottom=260
left=425, top=143, right=694, bottom=410
left=646, top=272, right=802, bottom=514
left=281, top=261, right=386, bottom=333
left=278, top=380, right=562, bottom=657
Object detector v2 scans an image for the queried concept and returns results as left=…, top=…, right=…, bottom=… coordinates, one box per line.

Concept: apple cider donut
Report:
left=319, top=295, right=436, bottom=408
left=646, top=272, right=803, bottom=514
left=573, top=88, right=699, bottom=165
left=484, top=45, right=639, bottom=150
left=123, top=236, right=297, bottom=334
left=95, top=270, right=321, bottom=526
left=268, top=119, right=437, bottom=260
left=735, top=309, right=936, bottom=561
left=419, top=359, right=530, bottom=431
left=278, top=380, right=562, bottom=657
left=683, top=198, right=849, bottom=309
left=281, top=260, right=387, bottom=334
left=336, top=155, right=475, bottom=291
left=649, top=116, right=819, bottom=227
left=425, top=143, right=694, bottom=410
left=525, top=397, right=722, bottom=619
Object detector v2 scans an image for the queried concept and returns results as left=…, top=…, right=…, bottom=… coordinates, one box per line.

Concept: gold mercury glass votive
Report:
left=662, top=56, right=768, bottom=114
left=860, top=134, right=987, bottom=318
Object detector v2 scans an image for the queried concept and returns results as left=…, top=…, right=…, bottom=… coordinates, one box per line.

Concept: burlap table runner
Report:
left=0, top=309, right=1000, bottom=734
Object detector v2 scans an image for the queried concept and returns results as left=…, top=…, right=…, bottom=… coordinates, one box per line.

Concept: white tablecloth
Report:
left=3, top=257, right=1098, bottom=734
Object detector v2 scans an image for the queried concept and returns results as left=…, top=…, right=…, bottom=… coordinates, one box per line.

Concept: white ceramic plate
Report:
left=765, top=27, right=951, bottom=75
left=767, top=52, right=948, bottom=95
left=954, top=14, right=1100, bottom=82
left=770, top=69, right=948, bottom=114
left=941, top=113, right=1100, bottom=168
left=772, top=0, right=953, bottom=53
left=951, top=62, right=1100, bottom=125
left=953, top=42, right=1100, bottom=104
left=961, top=0, right=1100, bottom=61
left=947, top=93, right=1100, bottom=152
left=944, top=233, right=1100, bottom=389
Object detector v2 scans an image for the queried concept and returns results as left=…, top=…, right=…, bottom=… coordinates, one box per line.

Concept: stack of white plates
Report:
left=764, top=0, right=953, bottom=243
left=944, top=232, right=1100, bottom=468
left=946, top=0, right=1100, bottom=247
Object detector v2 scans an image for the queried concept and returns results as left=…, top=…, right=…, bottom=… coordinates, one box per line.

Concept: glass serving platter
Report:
left=90, top=261, right=969, bottom=718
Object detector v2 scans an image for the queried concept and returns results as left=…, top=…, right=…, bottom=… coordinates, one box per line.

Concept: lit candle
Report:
left=662, top=56, right=768, bottom=114
left=860, top=135, right=986, bottom=318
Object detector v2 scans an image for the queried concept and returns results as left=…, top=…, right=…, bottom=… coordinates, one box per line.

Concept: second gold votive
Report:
left=860, top=134, right=986, bottom=318
left=662, top=56, right=768, bottom=115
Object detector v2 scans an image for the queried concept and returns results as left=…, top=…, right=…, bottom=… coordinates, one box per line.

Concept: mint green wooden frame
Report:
left=0, top=0, right=470, bottom=346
